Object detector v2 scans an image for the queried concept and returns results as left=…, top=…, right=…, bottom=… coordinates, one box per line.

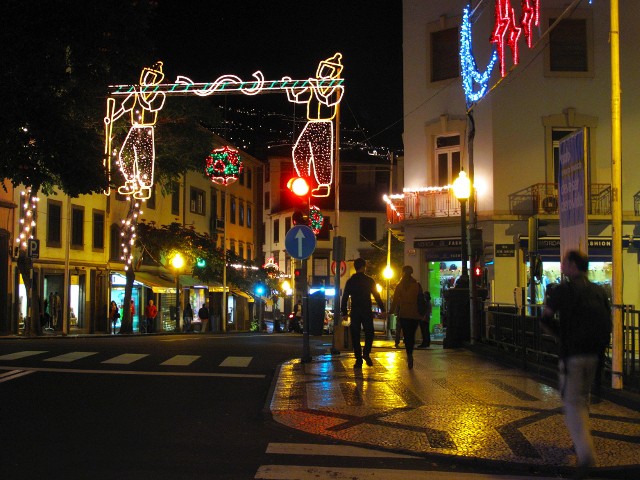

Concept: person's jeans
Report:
left=350, top=315, right=374, bottom=359
left=559, top=354, right=599, bottom=466
left=399, top=318, right=420, bottom=355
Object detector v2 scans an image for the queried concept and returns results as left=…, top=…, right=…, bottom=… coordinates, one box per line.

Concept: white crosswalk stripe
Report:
left=257, top=443, right=563, bottom=480
left=44, top=352, right=98, bottom=362
left=219, top=356, right=252, bottom=367
left=160, top=355, right=200, bottom=366
left=0, top=351, right=47, bottom=360
left=102, top=354, right=149, bottom=364
left=0, top=369, right=36, bottom=383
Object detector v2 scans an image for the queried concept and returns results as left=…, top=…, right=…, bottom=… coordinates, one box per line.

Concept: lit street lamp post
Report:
left=383, top=265, right=394, bottom=339
left=453, top=171, right=471, bottom=286
left=172, top=253, right=184, bottom=333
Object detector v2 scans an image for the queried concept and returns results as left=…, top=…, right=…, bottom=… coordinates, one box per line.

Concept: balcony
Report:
left=508, top=183, right=611, bottom=216
left=385, top=187, right=461, bottom=225
left=385, top=183, right=613, bottom=224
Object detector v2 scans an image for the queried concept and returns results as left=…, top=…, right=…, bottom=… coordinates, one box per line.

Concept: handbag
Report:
left=416, top=283, right=428, bottom=316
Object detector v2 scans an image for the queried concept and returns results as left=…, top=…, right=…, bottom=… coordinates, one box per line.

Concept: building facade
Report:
left=393, top=0, right=640, bottom=327
left=8, top=138, right=262, bottom=335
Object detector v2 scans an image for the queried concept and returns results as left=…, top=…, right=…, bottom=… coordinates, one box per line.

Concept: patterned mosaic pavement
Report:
left=270, top=344, right=640, bottom=472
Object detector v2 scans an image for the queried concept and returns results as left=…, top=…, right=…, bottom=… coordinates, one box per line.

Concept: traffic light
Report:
left=287, top=177, right=310, bottom=197
left=294, top=268, right=302, bottom=278
left=473, top=265, right=482, bottom=278
left=468, top=227, right=483, bottom=256
left=292, top=210, right=309, bottom=226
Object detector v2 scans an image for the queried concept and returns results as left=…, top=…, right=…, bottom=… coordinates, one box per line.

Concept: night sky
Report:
left=152, top=0, right=403, bottom=150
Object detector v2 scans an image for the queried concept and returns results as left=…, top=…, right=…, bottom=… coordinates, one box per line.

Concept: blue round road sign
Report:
left=285, top=225, right=316, bottom=259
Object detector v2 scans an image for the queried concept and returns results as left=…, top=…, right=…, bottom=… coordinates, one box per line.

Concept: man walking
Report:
left=542, top=250, right=611, bottom=479
left=340, top=258, right=385, bottom=368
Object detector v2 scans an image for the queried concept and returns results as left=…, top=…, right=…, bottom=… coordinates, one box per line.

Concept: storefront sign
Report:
left=495, top=244, right=515, bottom=257
left=414, top=238, right=462, bottom=249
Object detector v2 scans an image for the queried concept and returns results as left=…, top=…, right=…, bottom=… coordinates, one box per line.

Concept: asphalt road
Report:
left=0, top=333, right=332, bottom=480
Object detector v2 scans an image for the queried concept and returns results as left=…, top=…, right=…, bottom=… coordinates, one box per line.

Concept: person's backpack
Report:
left=416, top=283, right=428, bottom=316
left=567, top=279, right=612, bottom=355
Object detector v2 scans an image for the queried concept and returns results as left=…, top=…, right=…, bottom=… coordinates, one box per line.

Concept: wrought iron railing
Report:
left=481, top=302, right=640, bottom=392
left=508, top=183, right=611, bottom=216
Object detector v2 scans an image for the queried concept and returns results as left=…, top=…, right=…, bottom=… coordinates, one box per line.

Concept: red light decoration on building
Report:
left=308, top=205, right=324, bottom=235
left=204, top=146, right=244, bottom=186
left=491, top=0, right=540, bottom=77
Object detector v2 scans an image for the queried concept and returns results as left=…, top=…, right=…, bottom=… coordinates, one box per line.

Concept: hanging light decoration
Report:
left=204, top=146, right=244, bottom=186
left=308, top=205, right=324, bottom=235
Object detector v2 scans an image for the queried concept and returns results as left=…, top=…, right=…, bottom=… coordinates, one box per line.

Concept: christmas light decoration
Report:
left=283, top=53, right=344, bottom=198
left=105, top=62, right=166, bottom=200
left=108, top=76, right=344, bottom=97
left=520, top=0, right=540, bottom=48
left=120, top=200, right=144, bottom=270
left=204, top=146, right=244, bottom=186
left=490, top=0, right=540, bottom=77
left=460, top=5, right=498, bottom=107
left=308, top=205, right=324, bottom=234
left=17, top=188, right=39, bottom=249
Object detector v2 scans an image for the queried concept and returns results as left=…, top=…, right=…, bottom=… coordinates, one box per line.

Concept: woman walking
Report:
left=109, top=301, right=120, bottom=334
left=390, top=266, right=424, bottom=369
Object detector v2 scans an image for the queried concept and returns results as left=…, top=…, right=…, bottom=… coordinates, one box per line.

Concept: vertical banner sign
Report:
left=558, top=129, right=588, bottom=259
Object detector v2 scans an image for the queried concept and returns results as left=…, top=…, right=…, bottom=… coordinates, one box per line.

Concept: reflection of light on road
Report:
left=446, top=404, right=501, bottom=454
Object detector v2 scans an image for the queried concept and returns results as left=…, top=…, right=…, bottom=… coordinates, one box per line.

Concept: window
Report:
left=360, top=217, right=377, bottom=242
left=552, top=128, right=579, bottom=182
left=47, top=200, right=62, bottom=247
left=92, top=210, right=105, bottom=250
left=146, top=186, right=156, bottom=209
left=247, top=205, right=252, bottom=228
left=546, top=15, right=592, bottom=77
left=230, top=196, right=236, bottom=224
left=285, top=217, right=291, bottom=233
left=171, top=183, right=180, bottom=215
left=239, top=169, right=244, bottom=186
left=435, top=135, right=461, bottom=186
left=431, top=27, right=459, bottom=82
left=109, top=225, right=121, bottom=261
left=246, top=168, right=252, bottom=189
left=341, top=168, right=356, bottom=185
left=71, top=206, right=84, bottom=248
left=273, top=219, right=280, bottom=243
left=190, top=187, right=205, bottom=215
left=239, top=202, right=244, bottom=226
left=264, top=192, right=270, bottom=209
left=264, top=166, right=270, bottom=183
left=313, top=257, right=329, bottom=277
left=238, top=243, right=244, bottom=259
left=247, top=244, right=252, bottom=261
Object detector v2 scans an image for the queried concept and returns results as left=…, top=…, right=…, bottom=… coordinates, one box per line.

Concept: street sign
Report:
left=331, top=260, right=347, bottom=277
left=27, top=239, right=40, bottom=259
left=285, top=225, right=316, bottom=260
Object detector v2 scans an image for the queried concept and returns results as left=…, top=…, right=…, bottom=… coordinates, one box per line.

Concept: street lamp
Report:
left=453, top=170, right=471, bottom=287
left=171, top=253, right=184, bottom=332
left=383, top=264, right=394, bottom=339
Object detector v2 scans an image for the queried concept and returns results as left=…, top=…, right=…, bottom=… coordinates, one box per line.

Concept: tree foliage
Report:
left=0, top=0, right=158, bottom=196
left=136, top=221, right=266, bottom=293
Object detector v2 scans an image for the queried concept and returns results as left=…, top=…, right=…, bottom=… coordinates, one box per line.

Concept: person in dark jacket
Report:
left=390, top=265, right=424, bottom=369
left=541, top=250, right=611, bottom=478
left=340, top=258, right=385, bottom=369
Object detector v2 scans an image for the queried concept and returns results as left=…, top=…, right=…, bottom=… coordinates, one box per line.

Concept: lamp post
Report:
left=171, top=253, right=184, bottom=333
left=453, top=170, right=471, bottom=286
left=383, top=264, right=394, bottom=339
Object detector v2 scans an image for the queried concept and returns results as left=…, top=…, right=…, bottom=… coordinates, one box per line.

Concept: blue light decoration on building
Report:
left=460, top=5, right=498, bottom=108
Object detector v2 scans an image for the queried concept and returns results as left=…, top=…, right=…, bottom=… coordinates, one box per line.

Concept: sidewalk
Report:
left=268, top=337, right=640, bottom=479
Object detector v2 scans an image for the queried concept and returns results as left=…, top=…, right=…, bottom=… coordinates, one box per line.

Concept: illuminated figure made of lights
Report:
left=105, top=55, right=345, bottom=198
left=104, top=62, right=166, bottom=199
left=282, top=53, right=344, bottom=198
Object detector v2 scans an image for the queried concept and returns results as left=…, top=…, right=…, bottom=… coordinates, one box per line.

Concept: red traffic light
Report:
left=294, top=268, right=302, bottom=277
left=474, top=266, right=482, bottom=277
left=287, top=177, right=310, bottom=197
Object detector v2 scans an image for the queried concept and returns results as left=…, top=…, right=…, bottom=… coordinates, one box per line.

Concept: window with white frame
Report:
left=435, top=135, right=461, bottom=186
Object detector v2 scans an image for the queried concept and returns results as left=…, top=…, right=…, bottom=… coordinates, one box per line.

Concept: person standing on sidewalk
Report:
left=417, top=290, right=432, bottom=348
left=390, top=265, right=424, bottom=369
left=144, top=299, right=157, bottom=334
left=340, top=258, right=385, bottom=369
left=541, top=250, right=611, bottom=479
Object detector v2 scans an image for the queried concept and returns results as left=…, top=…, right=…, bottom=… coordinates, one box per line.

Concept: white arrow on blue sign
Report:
left=285, top=225, right=317, bottom=260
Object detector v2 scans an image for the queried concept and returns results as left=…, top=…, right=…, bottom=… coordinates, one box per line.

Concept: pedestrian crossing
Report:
left=0, top=350, right=262, bottom=380
left=255, top=443, right=562, bottom=480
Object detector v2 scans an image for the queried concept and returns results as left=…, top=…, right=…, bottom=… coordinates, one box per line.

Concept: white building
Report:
left=393, top=0, right=640, bottom=328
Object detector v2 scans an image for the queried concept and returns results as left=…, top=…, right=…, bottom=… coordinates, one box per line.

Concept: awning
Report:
left=207, top=285, right=254, bottom=301
left=132, top=271, right=177, bottom=294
